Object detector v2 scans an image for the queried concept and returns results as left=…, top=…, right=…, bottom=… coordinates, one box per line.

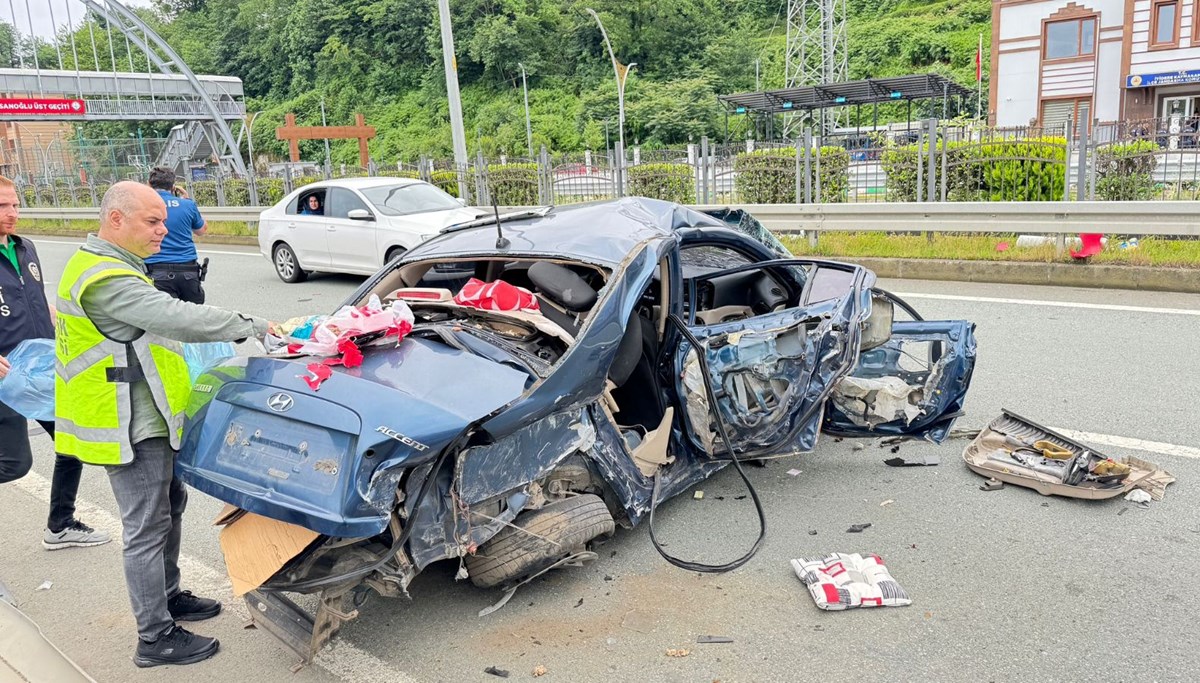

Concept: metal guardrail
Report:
left=23, top=202, right=1200, bottom=237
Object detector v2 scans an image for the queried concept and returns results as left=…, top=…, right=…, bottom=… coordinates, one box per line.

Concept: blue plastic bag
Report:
left=183, top=341, right=237, bottom=384
left=0, top=338, right=56, bottom=422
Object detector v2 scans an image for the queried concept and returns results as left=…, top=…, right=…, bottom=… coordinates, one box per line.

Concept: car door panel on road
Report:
left=325, top=188, right=378, bottom=272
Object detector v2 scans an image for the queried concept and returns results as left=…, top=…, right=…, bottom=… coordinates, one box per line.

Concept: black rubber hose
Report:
left=646, top=313, right=767, bottom=573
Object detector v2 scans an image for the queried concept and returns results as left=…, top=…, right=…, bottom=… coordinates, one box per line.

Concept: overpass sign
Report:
left=0, top=97, right=87, bottom=116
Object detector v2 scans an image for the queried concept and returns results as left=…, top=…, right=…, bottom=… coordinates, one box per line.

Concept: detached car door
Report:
left=822, top=292, right=977, bottom=443
left=324, top=188, right=379, bottom=273
left=673, top=259, right=874, bottom=459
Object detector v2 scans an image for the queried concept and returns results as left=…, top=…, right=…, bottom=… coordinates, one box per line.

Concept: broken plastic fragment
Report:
left=693, top=490, right=704, bottom=500
left=786, top=468, right=802, bottom=476
left=35, top=580, right=52, bottom=591
left=846, top=523, right=872, bottom=533
left=696, top=635, right=734, bottom=644
left=979, top=478, right=1004, bottom=491
left=484, top=666, right=510, bottom=678
left=665, top=648, right=691, bottom=657
left=885, top=455, right=939, bottom=467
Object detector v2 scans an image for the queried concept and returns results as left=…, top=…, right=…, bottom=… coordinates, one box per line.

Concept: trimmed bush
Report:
left=882, top=137, right=1067, bottom=202
left=222, top=179, right=250, bottom=206
left=190, top=180, right=218, bottom=206
left=1095, top=141, right=1158, bottom=201
left=431, top=170, right=460, bottom=197
left=626, top=163, right=696, bottom=204
left=734, top=147, right=849, bottom=203
left=486, top=163, right=539, bottom=205
left=377, top=169, right=420, bottom=179
left=256, top=178, right=285, bottom=205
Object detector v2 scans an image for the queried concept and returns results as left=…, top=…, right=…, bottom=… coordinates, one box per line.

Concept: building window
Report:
left=1152, top=1, right=1178, bottom=46
left=1044, top=17, right=1096, bottom=60
left=1042, top=98, right=1092, bottom=135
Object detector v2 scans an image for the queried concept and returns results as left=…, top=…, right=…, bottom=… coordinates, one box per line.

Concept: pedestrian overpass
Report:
left=1, top=0, right=249, bottom=176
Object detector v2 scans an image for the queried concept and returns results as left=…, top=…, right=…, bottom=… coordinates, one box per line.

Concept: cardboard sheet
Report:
left=217, top=511, right=320, bottom=596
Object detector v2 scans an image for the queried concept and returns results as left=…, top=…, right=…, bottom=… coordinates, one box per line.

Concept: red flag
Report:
left=976, top=34, right=983, bottom=82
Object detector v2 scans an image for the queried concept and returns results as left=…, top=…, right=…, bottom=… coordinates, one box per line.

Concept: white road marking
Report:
left=10, top=471, right=417, bottom=683
left=894, top=291, right=1200, bottom=317
left=1048, top=427, right=1200, bottom=461
left=32, top=238, right=262, bottom=258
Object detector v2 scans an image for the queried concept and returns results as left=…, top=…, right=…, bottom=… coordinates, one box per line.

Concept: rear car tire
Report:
left=466, top=494, right=615, bottom=589
left=385, top=246, right=406, bottom=266
left=273, top=243, right=308, bottom=283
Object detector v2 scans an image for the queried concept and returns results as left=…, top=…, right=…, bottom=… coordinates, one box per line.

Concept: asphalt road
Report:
left=2, top=237, right=1199, bottom=683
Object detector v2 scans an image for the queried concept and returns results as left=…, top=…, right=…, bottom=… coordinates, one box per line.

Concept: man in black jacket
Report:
left=0, top=175, right=109, bottom=549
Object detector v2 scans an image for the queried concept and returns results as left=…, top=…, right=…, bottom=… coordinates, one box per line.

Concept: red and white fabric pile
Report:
left=790, top=553, right=911, bottom=611
left=266, top=295, right=415, bottom=390
left=453, top=278, right=540, bottom=313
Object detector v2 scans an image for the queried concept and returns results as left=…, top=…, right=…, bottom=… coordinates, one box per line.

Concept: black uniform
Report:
left=0, top=235, right=82, bottom=533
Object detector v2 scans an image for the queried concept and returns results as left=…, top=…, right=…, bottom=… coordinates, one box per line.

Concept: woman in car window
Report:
left=300, top=195, right=323, bottom=215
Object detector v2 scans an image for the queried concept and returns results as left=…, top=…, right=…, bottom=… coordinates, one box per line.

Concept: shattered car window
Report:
left=680, top=246, right=753, bottom=277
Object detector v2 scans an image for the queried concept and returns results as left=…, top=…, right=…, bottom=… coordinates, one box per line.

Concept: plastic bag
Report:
left=182, top=341, right=237, bottom=384
left=0, top=338, right=56, bottom=422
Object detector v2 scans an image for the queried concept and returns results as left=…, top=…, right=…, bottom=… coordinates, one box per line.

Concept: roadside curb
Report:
left=24, top=229, right=1200, bottom=293
left=843, top=257, right=1200, bottom=294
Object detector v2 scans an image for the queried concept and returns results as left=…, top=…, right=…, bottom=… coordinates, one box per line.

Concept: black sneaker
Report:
left=133, top=625, right=220, bottom=668
left=167, top=590, right=222, bottom=622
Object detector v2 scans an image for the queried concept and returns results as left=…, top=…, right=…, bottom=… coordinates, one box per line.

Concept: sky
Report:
left=3, top=0, right=155, bottom=40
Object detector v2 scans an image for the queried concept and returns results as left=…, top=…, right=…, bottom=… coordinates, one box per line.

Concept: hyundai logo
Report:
left=267, top=392, right=295, bottom=412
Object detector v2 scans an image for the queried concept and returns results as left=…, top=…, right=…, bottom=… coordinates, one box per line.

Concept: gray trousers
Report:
left=105, top=438, right=186, bottom=641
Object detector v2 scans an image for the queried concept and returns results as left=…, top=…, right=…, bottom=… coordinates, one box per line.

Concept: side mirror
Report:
left=347, top=208, right=374, bottom=221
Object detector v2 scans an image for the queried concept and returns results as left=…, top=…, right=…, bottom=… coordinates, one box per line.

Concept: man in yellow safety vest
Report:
left=55, top=181, right=274, bottom=668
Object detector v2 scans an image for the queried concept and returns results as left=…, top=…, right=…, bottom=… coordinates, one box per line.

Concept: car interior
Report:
left=290, top=189, right=326, bottom=215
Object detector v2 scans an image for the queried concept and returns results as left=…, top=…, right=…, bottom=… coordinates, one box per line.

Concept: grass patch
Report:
left=21, top=219, right=258, bottom=238
left=781, top=233, right=1200, bottom=269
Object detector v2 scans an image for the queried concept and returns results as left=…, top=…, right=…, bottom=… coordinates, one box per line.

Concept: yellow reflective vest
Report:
left=54, top=249, right=192, bottom=465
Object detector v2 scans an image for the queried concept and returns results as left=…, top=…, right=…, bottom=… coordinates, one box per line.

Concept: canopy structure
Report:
left=718, top=74, right=974, bottom=139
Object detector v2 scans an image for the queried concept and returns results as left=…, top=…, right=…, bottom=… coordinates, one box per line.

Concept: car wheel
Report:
left=465, top=494, right=614, bottom=589
left=385, top=246, right=406, bottom=265
left=273, top=243, right=308, bottom=283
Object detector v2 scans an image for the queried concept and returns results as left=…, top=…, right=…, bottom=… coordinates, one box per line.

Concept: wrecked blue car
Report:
left=176, top=197, right=976, bottom=662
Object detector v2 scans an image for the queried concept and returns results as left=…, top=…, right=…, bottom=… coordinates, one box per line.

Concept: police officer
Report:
left=55, top=181, right=275, bottom=668
left=0, top=174, right=110, bottom=550
left=145, top=167, right=208, bottom=304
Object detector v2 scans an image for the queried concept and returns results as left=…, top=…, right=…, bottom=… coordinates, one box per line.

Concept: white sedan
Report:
left=259, top=177, right=486, bottom=282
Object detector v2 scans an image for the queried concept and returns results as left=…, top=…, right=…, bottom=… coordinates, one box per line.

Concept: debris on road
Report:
left=666, top=648, right=691, bottom=657
left=484, top=666, right=510, bottom=678
left=786, top=469, right=803, bottom=477
left=693, top=490, right=705, bottom=500
left=35, top=580, right=51, bottom=592
left=808, top=530, right=818, bottom=536
left=696, top=635, right=734, bottom=644
left=963, top=410, right=1175, bottom=500
left=884, top=455, right=940, bottom=467
left=980, top=478, right=1004, bottom=491
left=532, top=664, right=548, bottom=677
left=791, top=553, right=912, bottom=610
left=846, top=523, right=872, bottom=533
left=1117, top=508, right=1128, bottom=516
left=880, top=500, right=895, bottom=507
left=574, top=598, right=584, bottom=608
left=1125, top=489, right=1152, bottom=504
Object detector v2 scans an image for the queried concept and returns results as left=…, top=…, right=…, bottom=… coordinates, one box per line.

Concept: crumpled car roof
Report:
left=405, top=197, right=727, bottom=267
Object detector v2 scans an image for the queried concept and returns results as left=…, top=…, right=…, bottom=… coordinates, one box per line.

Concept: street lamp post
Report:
left=437, top=0, right=470, bottom=200
left=518, top=62, right=533, bottom=159
left=586, top=8, right=635, bottom=196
